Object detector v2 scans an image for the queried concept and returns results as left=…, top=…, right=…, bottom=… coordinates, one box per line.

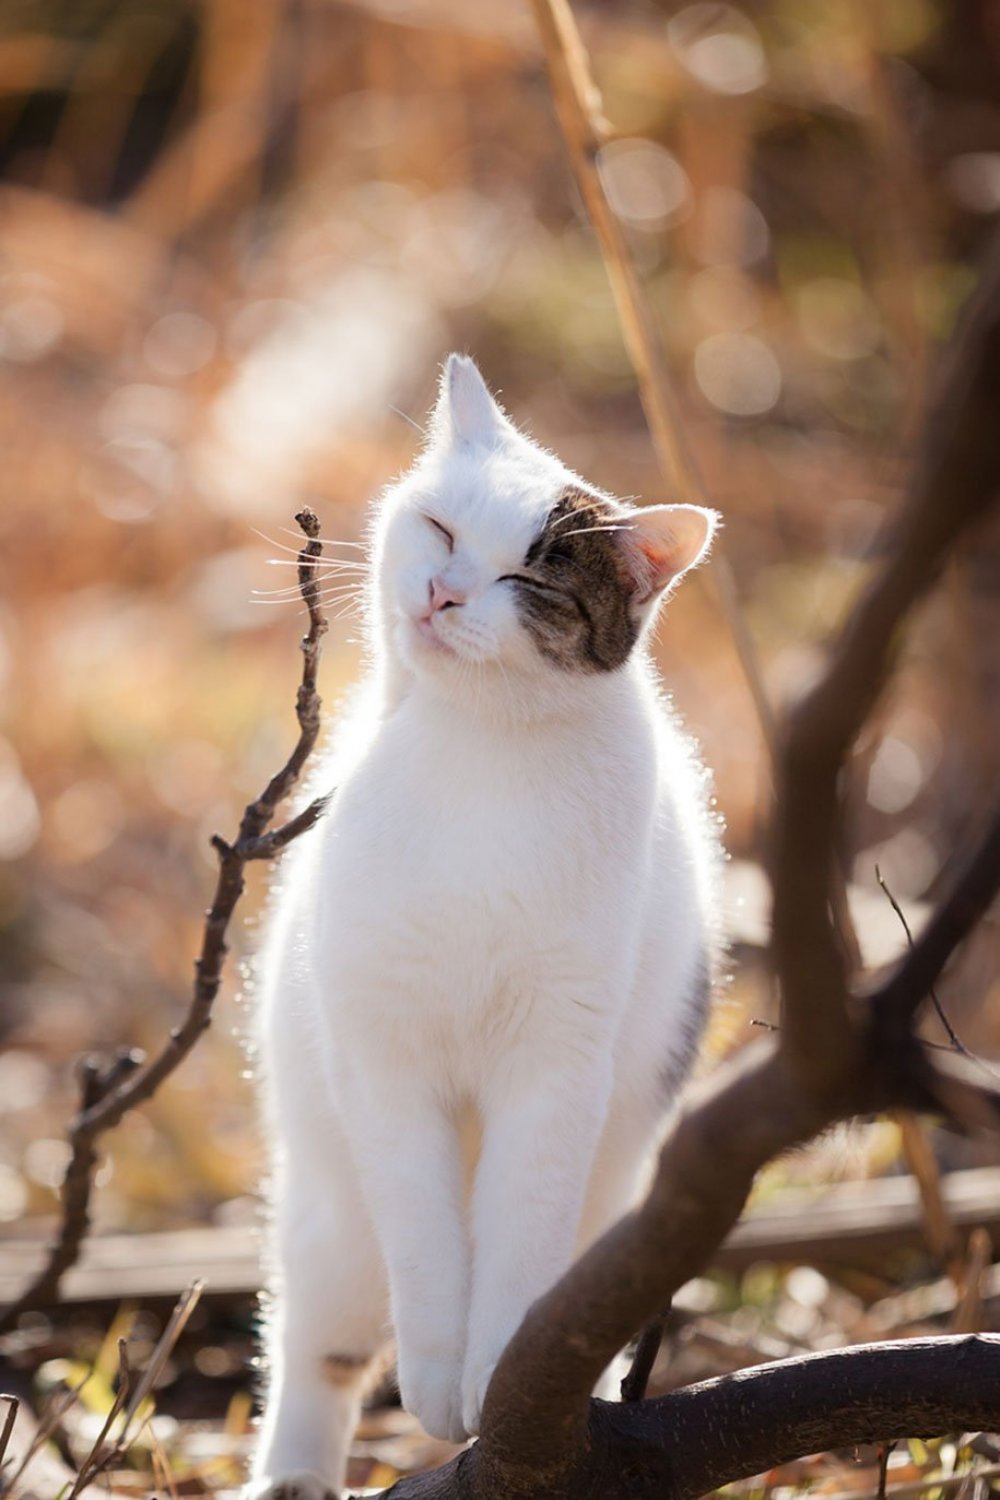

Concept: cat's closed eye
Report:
left=425, top=515, right=455, bottom=551
left=498, top=571, right=572, bottom=601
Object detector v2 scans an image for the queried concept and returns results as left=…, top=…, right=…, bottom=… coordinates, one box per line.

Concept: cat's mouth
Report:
left=410, top=612, right=456, bottom=654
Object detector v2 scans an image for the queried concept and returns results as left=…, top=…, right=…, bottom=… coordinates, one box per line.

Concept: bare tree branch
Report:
left=619, top=1310, right=668, bottom=1404
left=381, top=1336, right=1000, bottom=1500
left=597, top=1334, right=1000, bottom=1500
left=476, top=1044, right=843, bottom=1487
left=876, top=866, right=979, bottom=1058
left=455, top=237, right=1000, bottom=1498
left=873, top=802, right=1000, bottom=1033
left=772, top=240, right=1000, bottom=1087
left=0, top=510, right=329, bottom=1335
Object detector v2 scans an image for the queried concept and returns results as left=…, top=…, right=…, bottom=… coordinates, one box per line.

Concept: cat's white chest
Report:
left=310, top=695, right=650, bottom=1059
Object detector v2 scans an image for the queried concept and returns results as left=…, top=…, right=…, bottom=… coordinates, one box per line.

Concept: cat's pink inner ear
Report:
left=437, top=353, right=506, bottom=446
left=627, top=504, right=719, bottom=601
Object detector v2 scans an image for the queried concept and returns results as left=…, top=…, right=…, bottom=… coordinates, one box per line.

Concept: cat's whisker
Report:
left=285, top=550, right=366, bottom=565
left=254, top=573, right=365, bottom=597
left=331, top=597, right=364, bottom=622
left=307, top=588, right=366, bottom=607
left=548, top=504, right=606, bottom=531
left=251, top=580, right=366, bottom=610
left=263, top=557, right=368, bottom=572
left=245, top=591, right=320, bottom=603
left=319, top=588, right=365, bottom=606
left=253, top=584, right=365, bottom=619
left=389, top=404, right=425, bottom=435
left=251, top=589, right=361, bottom=608
left=495, top=654, right=515, bottom=710
left=275, top=526, right=368, bottom=552
left=252, top=527, right=368, bottom=558
left=550, top=523, right=636, bottom=542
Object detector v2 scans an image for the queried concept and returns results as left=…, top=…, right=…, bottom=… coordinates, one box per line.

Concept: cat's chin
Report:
left=400, top=615, right=460, bottom=668
left=412, top=615, right=454, bottom=652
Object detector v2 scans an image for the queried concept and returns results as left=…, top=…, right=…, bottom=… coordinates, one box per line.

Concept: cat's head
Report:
left=372, top=355, right=717, bottom=705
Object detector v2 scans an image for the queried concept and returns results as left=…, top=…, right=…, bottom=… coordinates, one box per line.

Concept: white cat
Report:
left=248, top=356, right=723, bottom=1500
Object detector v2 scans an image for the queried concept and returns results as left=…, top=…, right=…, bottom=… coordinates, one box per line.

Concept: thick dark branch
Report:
left=595, top=1334, right=1000, bottom=1500
left=476, top=1043, right=851, bottom=1488
left=873, top=801, right=1000, bottom=1031
left=384, top=1337, right=1000, bottom=1500
left=772, top=239, right=1000, bottom=1085
left=472, top=243, right=1000, bottom=1493
left=0, top=511, right=329, bottom=1335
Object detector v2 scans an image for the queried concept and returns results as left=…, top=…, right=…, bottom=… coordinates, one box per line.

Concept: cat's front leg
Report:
left=340, top=1069, right=471, bottom=1443
left=461, top=1035, right=614, bottom=1435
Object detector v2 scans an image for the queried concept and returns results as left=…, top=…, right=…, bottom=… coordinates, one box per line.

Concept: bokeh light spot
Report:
left=0, top=1166, right=28, bottom=1223
left=49, top=779, right=126, bottom=864
left=668, top=4, right=768, bottom=95
left=946, top=153, right=1000, bottom=214
left=694, top=186, right=770, bottom=266
left=0, top=292, right=64, bottom=362
left=597, top=139, right=692, bottom=229
left=693, top=331, right=781, bottom=416
left=0, top=740, right=40, bottom=859
left=143, top=311, right=217, bottom=379
left=23, top=1137, right=72, bottom=1191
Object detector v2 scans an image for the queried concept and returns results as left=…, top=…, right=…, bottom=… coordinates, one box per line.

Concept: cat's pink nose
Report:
left=429, top=576, right=467, bottom=613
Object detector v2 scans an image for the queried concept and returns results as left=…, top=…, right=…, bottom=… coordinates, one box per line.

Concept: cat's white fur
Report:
left=249, top=357, right=723, bottom=1499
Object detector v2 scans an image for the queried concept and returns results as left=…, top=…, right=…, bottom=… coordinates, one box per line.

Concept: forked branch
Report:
left=0, top=510, right=330, bottom=1335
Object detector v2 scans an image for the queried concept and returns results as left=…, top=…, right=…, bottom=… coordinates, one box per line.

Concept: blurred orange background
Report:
left=0, top=0, right=998, bottom=1240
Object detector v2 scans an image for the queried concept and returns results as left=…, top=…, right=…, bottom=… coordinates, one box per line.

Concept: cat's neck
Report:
left=375, top=650, right=657, bottom=738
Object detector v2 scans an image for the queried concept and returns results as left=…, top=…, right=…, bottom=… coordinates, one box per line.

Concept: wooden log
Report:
left=1, top=1167, right=997, bottom=1310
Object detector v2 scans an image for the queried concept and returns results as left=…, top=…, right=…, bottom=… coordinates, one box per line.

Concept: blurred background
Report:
left=0, top=0, right=999, bottom=1251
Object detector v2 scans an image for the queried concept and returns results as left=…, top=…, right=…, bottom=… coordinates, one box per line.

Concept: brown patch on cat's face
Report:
left=507, top=488, right=639, bottom=672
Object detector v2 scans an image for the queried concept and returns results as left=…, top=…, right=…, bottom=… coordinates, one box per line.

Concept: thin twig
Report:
left=807, top=1459, right=1000, bottom=1500
left=1, top=1373, right=91, bottom=1496
left=66, top=1339, right=133, bottom=1499
left=876, top=866, right=975, bottom=1056
left=952, top=1228, right=993, bottom=1336
left=892, top=1110, right=959, bottom=1275
left=66, top=1281, right=203, bottom=1497
left=0, top=512, right=329, bottom=1333
left=875, top=865, right=992, bottom=1273
left=874, top=805, right=1000, bottom=1039
left=0, top=1397, right=18, bottom=1477
left=877, top=1441, right=897, bottom=1500
left=620, top=1311, right=668, bottom=1403
left=122, top=1280, right=203, bottom=1429
left=530, top=0, right=777, bottom=765
left=873, top=866, right=1000, bottom=1089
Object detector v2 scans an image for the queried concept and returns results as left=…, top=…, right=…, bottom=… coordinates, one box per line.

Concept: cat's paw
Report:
left=399, top=1355, right=467, bottom=1444
left=244, top=1470, right=337, bottom=1500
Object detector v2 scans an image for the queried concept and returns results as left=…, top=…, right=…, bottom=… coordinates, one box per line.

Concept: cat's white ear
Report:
left=434, top=354, right=508, bottom=447
left=625, top=504, right=719, bottom=602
